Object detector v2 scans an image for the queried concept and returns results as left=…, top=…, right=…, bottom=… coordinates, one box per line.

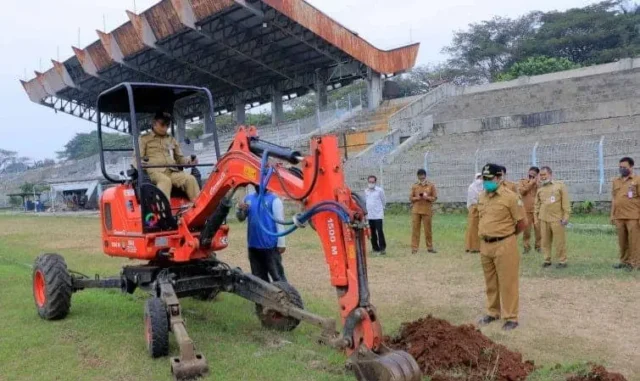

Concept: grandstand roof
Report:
left=20, top=0, right=419, bottom=132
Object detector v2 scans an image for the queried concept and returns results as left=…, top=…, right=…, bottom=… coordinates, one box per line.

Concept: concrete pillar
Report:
left=366, top=67, right=382, bottom=110
left=271, top=87, right=284, bottom=125
left=315, top=69, right=328, bottom=112
left=234, top=96, right=246, bottom=125
left=175, top=114, right=186, bottom=143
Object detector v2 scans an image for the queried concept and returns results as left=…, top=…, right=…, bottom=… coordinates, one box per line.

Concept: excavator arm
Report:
left=177, top=126, right=420, bottom=381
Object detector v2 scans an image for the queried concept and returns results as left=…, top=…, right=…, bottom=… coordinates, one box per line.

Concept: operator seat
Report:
left=126, top=166, right=178, bottom=232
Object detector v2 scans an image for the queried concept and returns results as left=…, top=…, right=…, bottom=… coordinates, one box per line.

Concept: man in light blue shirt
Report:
left=236, top=185, right=287, bottom=282
left=365, top=175, right=387, bottom=255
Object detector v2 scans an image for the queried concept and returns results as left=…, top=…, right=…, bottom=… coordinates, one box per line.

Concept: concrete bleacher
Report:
left=345, top=59, right=640, bottom=204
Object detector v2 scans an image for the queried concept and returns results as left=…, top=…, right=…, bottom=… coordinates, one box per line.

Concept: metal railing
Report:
left=344, top=133, right=640, bottom=203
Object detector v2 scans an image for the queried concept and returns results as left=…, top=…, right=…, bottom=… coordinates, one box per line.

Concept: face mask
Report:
left=620, top=167, right=631, bottom=177
left=483, top=180, right=499, bottom=193
left=367, top=183, right=376, bottom=189
left=541, top=179, right=550, bottom=185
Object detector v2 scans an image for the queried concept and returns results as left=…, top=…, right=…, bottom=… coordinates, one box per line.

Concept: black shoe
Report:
left=535, top=247, right=542, bottom=253
left=502, top=321, right=519, bottom=331
left=542, top=262, right=552, bottom=268
left=613, top=263, right=631, bottom=270
left=477, top=315, right=499, bottom=326
left=523, top=247, right=531, bottom=254
left=465, top=250, right=470, bottom=253
left=556, top=263, right=568, bottom=269
left=428, top=249, right=438, bottom=254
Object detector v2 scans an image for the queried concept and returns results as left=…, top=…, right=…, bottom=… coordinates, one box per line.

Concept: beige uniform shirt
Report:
left=503, top=180, right=518, bottom=194
left=478, top=186, right=525, bottom=238
left=137, top=131, right=188, bottom=174
left=410, top=181, right=438, bottom=214
left=518, top=178, right=538, bottom=213
left=535, top=181, right=571, bottom=223
left=611, top=175, right=640, bottom=220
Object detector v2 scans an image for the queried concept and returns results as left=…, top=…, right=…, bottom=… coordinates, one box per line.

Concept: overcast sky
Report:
left=0, top=0, right=592, bottom=160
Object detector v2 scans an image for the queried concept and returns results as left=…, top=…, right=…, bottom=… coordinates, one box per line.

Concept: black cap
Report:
left=482, top=163, right=501, bottom=179
left=153, top=111, right=173, bottom=125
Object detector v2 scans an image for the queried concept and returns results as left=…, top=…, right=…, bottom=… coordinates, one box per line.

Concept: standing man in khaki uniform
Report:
left=534, top=166, right=571, bottom=268
left=518, top=166, right=541, bottom=253
left=410, top=169, right=438, bottom=254
left=477, top=163, right=527, bottom=331
left=611, top=157, right=640, bottom=270
left=138, top=111, right=200, bottom=201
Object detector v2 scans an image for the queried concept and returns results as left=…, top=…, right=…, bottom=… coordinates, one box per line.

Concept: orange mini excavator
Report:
left=31, top=83, right=421, bottom=381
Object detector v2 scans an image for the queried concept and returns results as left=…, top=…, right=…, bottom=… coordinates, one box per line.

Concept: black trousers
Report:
left=368, top=219, right=387, bottom=252
left=248, top=247, right=287, bottom=283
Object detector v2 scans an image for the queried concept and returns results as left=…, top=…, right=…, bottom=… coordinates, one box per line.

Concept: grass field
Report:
left=0, top=212, right=638, bottom=381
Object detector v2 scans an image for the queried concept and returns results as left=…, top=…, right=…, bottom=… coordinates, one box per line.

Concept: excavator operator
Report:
left=137, top=111, right=200, bottom=201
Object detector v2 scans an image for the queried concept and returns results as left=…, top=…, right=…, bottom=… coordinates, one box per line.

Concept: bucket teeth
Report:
left=348, top=345, right=422, bottom=381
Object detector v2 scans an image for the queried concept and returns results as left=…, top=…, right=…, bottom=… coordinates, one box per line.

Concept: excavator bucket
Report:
left=347, top=345, right=422, bottom=381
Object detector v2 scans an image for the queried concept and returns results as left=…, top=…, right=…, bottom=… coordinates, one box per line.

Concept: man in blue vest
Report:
left=236, top=185, right=287, bottom=282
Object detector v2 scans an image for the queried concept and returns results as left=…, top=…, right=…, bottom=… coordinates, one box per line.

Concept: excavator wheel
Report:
left=32, top=253, right=73, bottom=320
left=255, top=281, right=303, bottom=332
left=144, top=297, right=169, bottom=358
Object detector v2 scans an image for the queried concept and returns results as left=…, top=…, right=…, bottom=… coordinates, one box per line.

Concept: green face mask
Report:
left=483, top=180, right=499, bottom=193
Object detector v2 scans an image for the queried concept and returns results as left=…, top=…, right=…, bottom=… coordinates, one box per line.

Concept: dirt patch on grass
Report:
left=386, top=315, right=535, bottom=381
left=567, top=365, right=627, bottom=381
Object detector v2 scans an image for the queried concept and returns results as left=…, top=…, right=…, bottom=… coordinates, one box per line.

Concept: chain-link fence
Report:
left=345, top=133, right=640, bottom=203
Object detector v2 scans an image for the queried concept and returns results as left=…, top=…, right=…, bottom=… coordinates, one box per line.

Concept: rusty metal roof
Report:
left=21, top=0, right=419, bottom=131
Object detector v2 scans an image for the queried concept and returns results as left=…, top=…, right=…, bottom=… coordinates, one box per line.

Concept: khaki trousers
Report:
left=523, top=211, right=541, bottom=250
left=614, top=219, right=640, bottom=267
left=411, top=213, right=433, bottom=251
left=480, top=235, right=519, bottom=322
left=540, top=220, right=567, bottom=264
left=465, top=205, right=480, bottom=251
left=149, top=170, right=200, bottom=201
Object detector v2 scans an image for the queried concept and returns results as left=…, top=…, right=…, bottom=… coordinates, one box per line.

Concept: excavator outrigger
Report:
left=31, top=83, right=421, bottom=381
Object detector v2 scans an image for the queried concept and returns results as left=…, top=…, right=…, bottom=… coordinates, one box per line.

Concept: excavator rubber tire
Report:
left=255, top=281, right=303, bottom=332
left=144, top=297, right=169, bottom=358
left=32, top=253, right=73, bottom=320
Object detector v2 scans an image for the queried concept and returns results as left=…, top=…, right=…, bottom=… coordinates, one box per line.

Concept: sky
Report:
left=0, top=0, right=592, bottom=161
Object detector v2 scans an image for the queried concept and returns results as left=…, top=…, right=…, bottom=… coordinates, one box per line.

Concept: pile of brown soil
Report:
left=567, top=365, right=627, bottom=381
left=385, top=315, right=535, bottom=381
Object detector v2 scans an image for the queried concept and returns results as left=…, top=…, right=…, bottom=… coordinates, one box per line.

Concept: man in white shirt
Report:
left=365, top=175, right=387, bottom=255
left=465, top=173, right=483, bottom=253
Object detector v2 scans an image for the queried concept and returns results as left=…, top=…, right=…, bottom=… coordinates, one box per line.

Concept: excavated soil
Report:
left=567, top=365, right=627, bottom=381
left=385, top=315, right=535, bottom=381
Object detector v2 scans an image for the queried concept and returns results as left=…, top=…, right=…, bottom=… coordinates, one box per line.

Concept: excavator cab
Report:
left=94, top=83, right=228, bottom=257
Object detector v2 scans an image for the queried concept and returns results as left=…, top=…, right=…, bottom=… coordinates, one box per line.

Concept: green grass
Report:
left=0, top=213, right=635, bottom=381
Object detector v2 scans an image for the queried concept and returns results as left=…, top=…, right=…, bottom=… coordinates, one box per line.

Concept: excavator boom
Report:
left=175, top=126, right=421, bottom=380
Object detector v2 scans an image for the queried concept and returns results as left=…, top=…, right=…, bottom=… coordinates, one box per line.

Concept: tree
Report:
left=497, top=56, right=581, bottom=81
left=31, top=159, right=56, bottom=169
left=442, top=12, right=542, bottom=83
left=0, top=148, right=30, bottom=174
left=57, top=131, right=131, bottom=161
left=520, top=1, right=640, bottom=65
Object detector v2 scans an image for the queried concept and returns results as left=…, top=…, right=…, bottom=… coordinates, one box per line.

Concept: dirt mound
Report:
left=567, top=365, right=627, bottom=381
left=385, top=315, right=535, bottom=381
